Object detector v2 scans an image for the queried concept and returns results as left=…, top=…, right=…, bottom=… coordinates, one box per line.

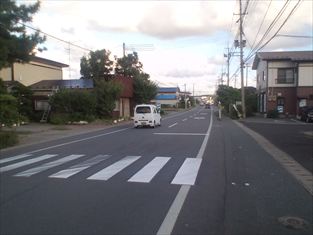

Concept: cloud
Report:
left=164, top=68, right=215, bottom=78
left=137, top=2, right=235, bottom=39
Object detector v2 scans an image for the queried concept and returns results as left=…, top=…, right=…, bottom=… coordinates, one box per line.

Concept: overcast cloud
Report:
left=30, top=0, right=312, bottom=95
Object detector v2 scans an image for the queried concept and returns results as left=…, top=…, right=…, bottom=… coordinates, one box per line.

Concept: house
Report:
left=29, top=79, right=94, bottom=111
left=152, top=87, right=180, bottom=107
left=30, top=76, right=133, bottom=119
left=112, top=75, right=134, bottom=118
left=0, top=56, right=68, bottom=86
left=252, top=51, right=313, bottom=117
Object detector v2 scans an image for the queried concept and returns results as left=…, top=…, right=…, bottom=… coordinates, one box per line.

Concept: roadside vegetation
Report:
left=215, top=85, right=257, bottom=119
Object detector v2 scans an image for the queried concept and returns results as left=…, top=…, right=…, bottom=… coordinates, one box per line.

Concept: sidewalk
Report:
left=239, top=116, right=313, bottom=173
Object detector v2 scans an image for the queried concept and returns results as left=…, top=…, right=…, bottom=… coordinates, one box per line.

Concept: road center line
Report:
left=168, top=123, right=178, bottom=128
left=157, top=110, right=213, bottom=235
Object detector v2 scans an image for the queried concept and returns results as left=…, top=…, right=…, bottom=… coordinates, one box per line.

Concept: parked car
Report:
left=299, top=106, right=313, bottom=123
left=134, top=104, right=161, bottom=128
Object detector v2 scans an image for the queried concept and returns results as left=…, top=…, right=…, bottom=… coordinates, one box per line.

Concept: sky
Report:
left=23, top=0, right=313, bottom=95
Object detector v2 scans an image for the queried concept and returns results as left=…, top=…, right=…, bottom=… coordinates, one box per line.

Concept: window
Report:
left=277, top=68, right=294, bottom=84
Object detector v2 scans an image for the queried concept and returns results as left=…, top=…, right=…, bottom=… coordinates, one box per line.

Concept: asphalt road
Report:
left=0, top=107, right=312, bottom=235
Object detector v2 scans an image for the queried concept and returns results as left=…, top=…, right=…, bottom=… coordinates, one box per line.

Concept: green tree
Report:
left=0, top=0, right=46, bottom=69
left=10, top=81, right=33, bottom=119
left=49, top=89, right=96, bottom=123
left=94, top=80, right=122, bottom=117
left=0, top=94, right=19, bottom=127
left=133, top=73, right=157, bottom=104
left=80, top=49, right=114, bottom=80
left=115, top=52, right=157, bottom=104
left=216, top=85, right=241, bottom=112
left=115, top=52, right=143, bottom=76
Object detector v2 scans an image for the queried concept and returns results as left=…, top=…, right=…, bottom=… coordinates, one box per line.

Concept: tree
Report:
left=80, top=49, right=114, bottom=80
left=115, top=52, right=143, bottom=76
left=115, top=52, right=157, bottom=104
left=133, top=73, right=158, bottom=104
left=10, top=81, right=33, bottom=119
left=94, top=80, right=122, bottom=117
left=0, top=0, right=46, bottom=70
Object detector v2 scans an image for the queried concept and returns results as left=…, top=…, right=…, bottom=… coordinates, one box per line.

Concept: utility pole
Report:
left=184, top=84, right=187, bottom=109
left=239, top=0, right=246, bottom=118
left=245, top=63, right=250, bottom=87
left=123, top=42, right=126, bottom=57
left=224, top=47, right=231, bottom=86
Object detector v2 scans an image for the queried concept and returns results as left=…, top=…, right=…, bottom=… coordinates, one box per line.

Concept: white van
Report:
left=134, top=104, right=161, bottom=128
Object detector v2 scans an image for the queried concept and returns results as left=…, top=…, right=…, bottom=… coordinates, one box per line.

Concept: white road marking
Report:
left=0, top=154, right=32, bottom=164
left=182, top=118, right=187, bottom=122
left=0, top=154, right=57, bottom=173
left=168, top=123, right=178, bottom=128
left=154, top=133, right=207, bottom=136
left=171, top=158, right=202, bottom=185
left=49, top=155, right=110, bottom=179
left=194, top=116, right=205, bottom=120
left=23, top=128, right=131, bottom=155
left=157, top=110, right=213, bottom=235
left=14, top=154, right=84, bottom=177
left=87, top=156, right=140, bottom=181
left=128, top=157, right=170, bottom=183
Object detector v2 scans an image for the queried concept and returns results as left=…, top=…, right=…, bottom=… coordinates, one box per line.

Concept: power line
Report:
left=20, top=23, right=92, bottom=52
left=245, top=0, right=303, bottom=63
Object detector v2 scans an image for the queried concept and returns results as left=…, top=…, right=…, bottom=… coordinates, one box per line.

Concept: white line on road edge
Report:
left=168, top=123, right=178, bottom=128
left=157, top=110, right=213, bottom=235
left=234, top=120, right=313, bottom=196
left=25, top=128, right=131, bottom=155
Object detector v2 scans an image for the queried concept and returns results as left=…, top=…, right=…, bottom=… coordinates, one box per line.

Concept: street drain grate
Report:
left=278, top=216, right=310, bottom=230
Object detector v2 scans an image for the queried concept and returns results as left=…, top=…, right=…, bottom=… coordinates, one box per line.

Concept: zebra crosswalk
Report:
left=0, top=153, right=202, bottom=186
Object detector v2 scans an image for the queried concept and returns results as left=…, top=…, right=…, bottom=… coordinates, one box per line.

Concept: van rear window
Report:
left=136, top=106, right=151, bottom=113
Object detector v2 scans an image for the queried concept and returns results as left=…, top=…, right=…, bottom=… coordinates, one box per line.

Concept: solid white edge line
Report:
left=25, top=128, right=131, bottom=154
left=157, top=110, right=213, bottom=235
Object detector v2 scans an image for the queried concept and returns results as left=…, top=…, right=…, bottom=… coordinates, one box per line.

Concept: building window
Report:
left=276, top=68, right=294, bottom=84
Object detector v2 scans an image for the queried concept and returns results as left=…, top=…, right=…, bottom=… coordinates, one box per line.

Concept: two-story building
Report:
left=0, top=56, right=68, bottom=86
left=252, top=51, right=313, bottom=117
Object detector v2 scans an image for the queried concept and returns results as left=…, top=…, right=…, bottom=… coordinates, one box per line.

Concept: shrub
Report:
left=49, top=113, right=71, bottom=125
left=0, top=131, right=18, bottom=149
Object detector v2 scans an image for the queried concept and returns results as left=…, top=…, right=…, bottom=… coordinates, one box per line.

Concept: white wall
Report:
left=268, top=61, right=296, bottom=87
left=298, top=63, right=313, bottom=86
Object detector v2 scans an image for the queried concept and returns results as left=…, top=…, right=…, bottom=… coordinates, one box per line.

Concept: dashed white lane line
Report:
left=87, top=156, right=140, bottom=181
left=128, top=157, right=170, bottom=183
left=168, top=123, right=178, bottom=128
left=15, top=154, right=85, bottom=177
left=0, top=154, right=32, bottom=164
left=182, top=118, right=188, bottom=122
left=0, top=154, right=57, bottom=173
left=171, top=158, right=202, bottom=185
left=50, top=155, right=110, bottom=179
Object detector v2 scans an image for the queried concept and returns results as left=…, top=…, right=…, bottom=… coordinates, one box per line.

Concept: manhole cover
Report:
left=278, top=216, right=309, bottom=230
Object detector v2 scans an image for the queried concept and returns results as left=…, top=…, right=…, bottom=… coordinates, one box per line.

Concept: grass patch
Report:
left=51, top=126, right=71, bottom=131
left=0, top=130, right=19, bottom=149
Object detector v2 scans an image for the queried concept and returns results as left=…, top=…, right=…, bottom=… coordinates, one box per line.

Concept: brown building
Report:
left=252, top=51, right=313, bottom=117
